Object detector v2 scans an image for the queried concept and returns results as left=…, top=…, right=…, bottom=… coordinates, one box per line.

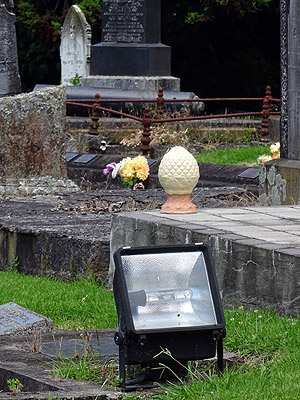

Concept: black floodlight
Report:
left=113, top=243, right=226, bottom=389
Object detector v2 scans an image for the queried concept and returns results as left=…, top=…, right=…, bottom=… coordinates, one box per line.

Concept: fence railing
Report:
left=66, top=85, right=280, bottom=156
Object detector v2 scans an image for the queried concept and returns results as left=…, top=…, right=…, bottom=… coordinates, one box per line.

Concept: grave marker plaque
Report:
left=73, top=154, right=97, bottom=164
left=102, top=0, right=160, bottom=44
left=0, top=303, right=53, bottom=335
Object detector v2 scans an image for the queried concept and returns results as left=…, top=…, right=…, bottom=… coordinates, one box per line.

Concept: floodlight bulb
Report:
left=146, top=288, right=193, bottom=303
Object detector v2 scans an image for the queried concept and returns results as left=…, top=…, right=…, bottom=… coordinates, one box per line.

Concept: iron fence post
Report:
left=259, top=86, right=272, bottom=141
left=141, top=107, right=152, bottom=156
left=89, top=93, right=101, bottom=135
left=156, top=87, right=165, bottom=116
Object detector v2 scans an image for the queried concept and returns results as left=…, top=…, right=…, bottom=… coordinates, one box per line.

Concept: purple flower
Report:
left=103, top=162, right=116, bottom=176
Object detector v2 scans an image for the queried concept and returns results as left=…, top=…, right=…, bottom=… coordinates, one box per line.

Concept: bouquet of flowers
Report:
left=103, top=155, right=150, bottom=189
left=257, top=142, right=280, bottom=164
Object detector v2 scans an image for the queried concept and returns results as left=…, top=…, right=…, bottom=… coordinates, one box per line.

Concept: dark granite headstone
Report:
left=280, top=0, right=300, bottom=159
left=260, top=1, right=300, bottom=204
left=0, top=1, right=21, bottom=96
left=102, top=0, right=160, bottom=44
left=90, top=0, right=171, bottom=76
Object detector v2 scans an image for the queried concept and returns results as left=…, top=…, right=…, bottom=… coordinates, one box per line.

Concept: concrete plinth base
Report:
left=259, top=158, right=300, bottom=205
left=90, top=43, right=171, bottom=76
left=81, top=75, right=181, bottom=92
left=161, top=193, right=197, bottom=214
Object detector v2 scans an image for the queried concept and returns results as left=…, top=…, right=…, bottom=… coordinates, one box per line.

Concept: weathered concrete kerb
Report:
left=0, top=187, right=251, bottom=281
left=110, top=207, right=300, bottom=316
left=0, top=197, right=111, bottom=281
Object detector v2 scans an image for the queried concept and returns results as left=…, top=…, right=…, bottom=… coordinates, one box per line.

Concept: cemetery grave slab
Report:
left=0, top=303, right=53, bottom=336
left=0, top=328, right=122, bottom=399
left=66, top=153, right=259, bottom=193
left=0, top=186, right=256, bottom=281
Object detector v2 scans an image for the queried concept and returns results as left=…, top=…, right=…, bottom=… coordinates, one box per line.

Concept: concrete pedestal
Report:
left=81, top=75, right=180, bottom=92
left=90, top=43, right=171, bottom=76
left=259, top=158, right=300, bottom=205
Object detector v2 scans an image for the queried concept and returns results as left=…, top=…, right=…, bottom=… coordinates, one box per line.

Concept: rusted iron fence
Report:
left=66, top=85, right=280, bottom=156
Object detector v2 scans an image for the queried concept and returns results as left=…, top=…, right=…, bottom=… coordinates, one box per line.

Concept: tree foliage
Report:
left=15, top=0, right=102, bottom=91
left=162, top=0, right=279, bottom=100
left=184, top=0, right=272, bottom=23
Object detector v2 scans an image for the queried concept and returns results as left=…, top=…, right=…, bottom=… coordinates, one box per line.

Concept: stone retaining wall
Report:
left=110, top=211, right=300, bottom=316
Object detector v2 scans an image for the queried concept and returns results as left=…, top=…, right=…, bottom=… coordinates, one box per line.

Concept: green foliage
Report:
left=7, top=378, right=23, bottom=395
left=76, top=0, right=102, bottom=26
left=154, top=307, right=300, bottom=400
left=70, top=73, right=83, bottom=86
left=51, top=21, right=62, bottom=34
left=162, top=0, right=280, bottom=99
left=6, top=257, right=19, bottom=272
left=16, top=1, right=39, bottom=29
left=47, top=351, right=104, bottom=383
left=15, top=1, right=63, bottom=90
left=185, top=0, right=272, bottom=24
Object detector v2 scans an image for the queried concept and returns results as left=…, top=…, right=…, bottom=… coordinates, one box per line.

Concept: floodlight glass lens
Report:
left=121, top=251, right=217, bottom=331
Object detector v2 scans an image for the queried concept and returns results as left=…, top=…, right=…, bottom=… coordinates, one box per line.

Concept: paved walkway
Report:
left=110, top=205, right=300, bottom=314
left=145, top=205, right=300, bottom=252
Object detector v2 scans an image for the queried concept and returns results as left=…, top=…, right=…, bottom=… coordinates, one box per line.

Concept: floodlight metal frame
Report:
left=113, top=243, right=226, bottom=389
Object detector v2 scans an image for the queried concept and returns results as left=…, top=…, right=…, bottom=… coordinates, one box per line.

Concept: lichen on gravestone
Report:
left=0, top=86, right=79, bottom=195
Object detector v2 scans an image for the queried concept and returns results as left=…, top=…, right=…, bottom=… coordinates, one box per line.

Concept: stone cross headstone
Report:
left=60, top=5, right=91, bottom=86
left=90, top=0, right=171, bottom=76
left=0, top=0, right=21, bottom=96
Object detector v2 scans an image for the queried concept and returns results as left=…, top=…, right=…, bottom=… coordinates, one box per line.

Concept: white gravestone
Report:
left=60, top=5, right=91, bottom=86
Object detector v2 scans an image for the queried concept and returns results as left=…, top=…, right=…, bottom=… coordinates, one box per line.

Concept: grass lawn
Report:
left=0, top=270, right=117, bottom=330
left=154, top=308, right=300, bottom=400
left=1, top=272, right=298, bottom=399
left=194, top=145, right=268, bottom=166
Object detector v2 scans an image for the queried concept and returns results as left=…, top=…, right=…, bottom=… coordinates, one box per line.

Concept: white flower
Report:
left=270, top=142, right=280, bottom=153
left=111, top=162, right=121, bottom=179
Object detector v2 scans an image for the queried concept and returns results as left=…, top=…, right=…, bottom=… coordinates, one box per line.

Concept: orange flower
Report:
left=121, top=156, right=149, bottom=181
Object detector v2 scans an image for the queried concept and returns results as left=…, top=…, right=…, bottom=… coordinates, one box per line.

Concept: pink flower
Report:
left=103, top=162, right=116, bottom=176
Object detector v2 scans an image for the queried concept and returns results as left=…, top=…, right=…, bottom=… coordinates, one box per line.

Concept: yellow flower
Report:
left=121, top=159, right=135, bottom=178
left=120, top=156, right=149, bottom=181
